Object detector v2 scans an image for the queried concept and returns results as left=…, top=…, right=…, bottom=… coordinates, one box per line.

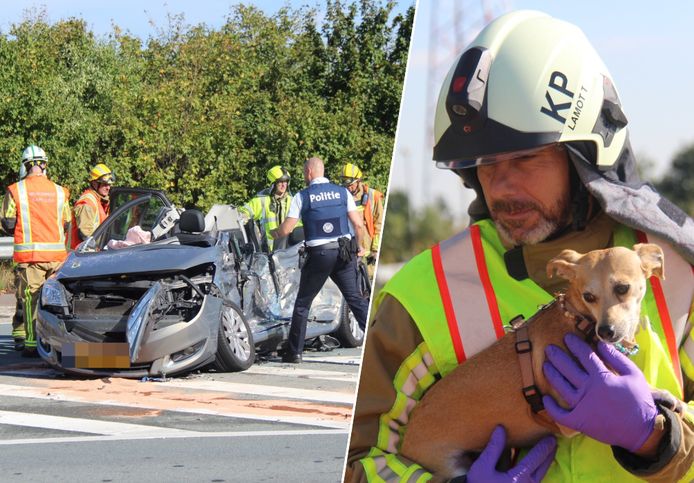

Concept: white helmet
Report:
left=433, top=10, right=628, bottom=171
left=21, top=145, right=48, bottom=165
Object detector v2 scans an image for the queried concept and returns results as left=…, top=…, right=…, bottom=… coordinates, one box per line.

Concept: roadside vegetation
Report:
left=0, top=261, right=14, bottom=293
left=0, top=1, right=413, bottom=210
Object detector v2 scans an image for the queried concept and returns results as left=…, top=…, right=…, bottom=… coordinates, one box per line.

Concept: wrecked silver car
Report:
left=36, top=189, right=365, bottom=378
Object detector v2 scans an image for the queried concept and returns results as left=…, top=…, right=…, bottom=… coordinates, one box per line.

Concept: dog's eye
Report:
left=614, top=284, right=630, bottom=296
left=583, top=292, right=597, bottom=303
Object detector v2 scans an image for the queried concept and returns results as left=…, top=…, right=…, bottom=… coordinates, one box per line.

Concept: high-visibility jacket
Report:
left=7, top=176, right=70, bottom=264
left=354, top=184, right=383, bottom=239
left=374, top=219, right=694, bottom=482
left=239, top=188, right=296, bottom=250
left=70, top=188, right=108, bottom=249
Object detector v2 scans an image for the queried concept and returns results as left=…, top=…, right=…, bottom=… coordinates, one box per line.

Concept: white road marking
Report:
left=0, top=428, right=346, bottom=446
left=0, top=410, right=196, bottom=437
left=303, top=354, right=361, bottom=364
left=161, top=379, right=356, bottom=404
left=0, top=368, right=54, bottom=377
left=0, top=383, right=349, bottom=429
left=245, top=365, right=357, bottom=382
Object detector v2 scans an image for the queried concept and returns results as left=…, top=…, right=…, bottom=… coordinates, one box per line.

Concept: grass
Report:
left=0, top=260, right=15, bottom=293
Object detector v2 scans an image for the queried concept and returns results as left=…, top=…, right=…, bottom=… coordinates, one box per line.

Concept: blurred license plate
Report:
left=62, top=342, right=131, bottom=369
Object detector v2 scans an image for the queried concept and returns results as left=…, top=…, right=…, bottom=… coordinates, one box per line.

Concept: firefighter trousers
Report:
left=16, top=261, right=62, bottom=349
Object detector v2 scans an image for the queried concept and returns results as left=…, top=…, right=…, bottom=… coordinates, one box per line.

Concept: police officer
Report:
left=271, top=156, right=369, bottom=363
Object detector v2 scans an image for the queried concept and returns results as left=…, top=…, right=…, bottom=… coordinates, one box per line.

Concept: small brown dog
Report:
left=399, top=243, right=664, bottom=478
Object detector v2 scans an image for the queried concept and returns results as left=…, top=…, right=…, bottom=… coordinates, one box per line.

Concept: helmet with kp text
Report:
left=433, top=10, right=629, bottom=173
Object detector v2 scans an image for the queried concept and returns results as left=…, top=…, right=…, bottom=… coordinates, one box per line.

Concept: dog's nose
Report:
left=598, top=324, right=616, bottom=341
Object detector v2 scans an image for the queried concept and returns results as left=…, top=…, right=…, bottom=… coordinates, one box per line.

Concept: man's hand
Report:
left=467, top=426, right=556, bottom=482
left=542, top=333, right=657, bottom=453
left=357, top=247, right=367, bottom=258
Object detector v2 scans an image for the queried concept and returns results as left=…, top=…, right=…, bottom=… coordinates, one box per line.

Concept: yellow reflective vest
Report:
left=239, top=188, right=297, bottom=250
left=376, top=219, right=694, bottom=482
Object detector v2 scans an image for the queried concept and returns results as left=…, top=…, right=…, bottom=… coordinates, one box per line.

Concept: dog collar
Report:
left=557, top=294, right=597, bottom=344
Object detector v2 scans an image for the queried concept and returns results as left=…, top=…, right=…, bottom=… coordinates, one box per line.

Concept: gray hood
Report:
left=57, top=244, right=219, bottom=280
left=567, top=144, right=694, bottom=264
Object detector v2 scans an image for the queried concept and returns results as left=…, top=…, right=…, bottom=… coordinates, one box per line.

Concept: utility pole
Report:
left=422, top=0, right=507, bottom=220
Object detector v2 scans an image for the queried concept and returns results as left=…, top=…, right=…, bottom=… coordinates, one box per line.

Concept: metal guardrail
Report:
left=0, top=236, right=13, bottom=260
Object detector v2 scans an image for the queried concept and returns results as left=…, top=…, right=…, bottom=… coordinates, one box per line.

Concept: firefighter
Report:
left=271, top=157, right=369, bottom=363
left=0, top=145, right=71, bottom=357
left=347, top=11, right=694, bottom=482
left=239, top=165, right=295, bottom=251
left=341, top=163, right=384, bottom=275
left=70, top=163, right=114, bottom=249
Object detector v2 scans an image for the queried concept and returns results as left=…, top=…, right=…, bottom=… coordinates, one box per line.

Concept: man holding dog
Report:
left=347, top=11, right=694, bottom=483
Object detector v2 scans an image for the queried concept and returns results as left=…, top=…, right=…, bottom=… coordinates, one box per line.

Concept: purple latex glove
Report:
left=467, top=426, right=557, bottom=483
left=542, top=333, right=657, bottom=452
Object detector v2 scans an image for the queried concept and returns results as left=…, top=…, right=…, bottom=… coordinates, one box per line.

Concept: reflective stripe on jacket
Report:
left=374, top=218, right=694, bottom=482
left=8, top=176, right=69, bottom=263
left=239, top=188, right=294, bottom=249
left=355, top=185, right=383, bottom=239
left=70, top=189, right=108, bottom=249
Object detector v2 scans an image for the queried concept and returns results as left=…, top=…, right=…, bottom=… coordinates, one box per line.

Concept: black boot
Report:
left=281, top=352, right=302, bottom=364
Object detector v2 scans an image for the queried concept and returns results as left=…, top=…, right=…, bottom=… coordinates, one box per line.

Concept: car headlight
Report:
left=41, top=279, right=70, bottom=313
left=127, top=282, right=163, bottom=362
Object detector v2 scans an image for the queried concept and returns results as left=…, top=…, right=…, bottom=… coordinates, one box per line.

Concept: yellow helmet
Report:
left=267, top=165, right=290, bottom=184
left=341, top=163, right=363, bottom=186
left=89, top=163, right=115, bottom=185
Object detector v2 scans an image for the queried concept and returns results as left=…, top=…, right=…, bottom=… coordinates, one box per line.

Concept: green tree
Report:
left=380, top=190, right=463, bottom=264
left=0, top=1, right=414, bottom=212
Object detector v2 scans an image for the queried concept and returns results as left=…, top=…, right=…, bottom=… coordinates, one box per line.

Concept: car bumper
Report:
left=37, top=295, right=222, bottom=378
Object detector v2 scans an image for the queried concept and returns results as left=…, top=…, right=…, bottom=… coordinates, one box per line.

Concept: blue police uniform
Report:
left=284, top=177, right=369, bottom=360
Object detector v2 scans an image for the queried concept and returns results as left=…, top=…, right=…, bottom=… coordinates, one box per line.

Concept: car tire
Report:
left=214, top=301, right=255, bottom=372
left=332, top=298, right=365, bottom=348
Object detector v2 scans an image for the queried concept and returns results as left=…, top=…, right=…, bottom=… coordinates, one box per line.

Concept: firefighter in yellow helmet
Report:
left=0, top=145, right=71, bottom=357
left=341, top=163, right=384, bottom=273
left=239, top=165, right=298, bottom=251
left=70, top=163, right=115, bottom=249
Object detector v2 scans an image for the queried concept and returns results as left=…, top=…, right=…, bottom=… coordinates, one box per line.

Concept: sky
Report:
left=0, top=1, right=412, bottom=38
left=391, top=0, right=694, bottom=222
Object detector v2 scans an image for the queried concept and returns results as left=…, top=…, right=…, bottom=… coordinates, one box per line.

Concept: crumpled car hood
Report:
left=57, top=245, right=219, bottom=280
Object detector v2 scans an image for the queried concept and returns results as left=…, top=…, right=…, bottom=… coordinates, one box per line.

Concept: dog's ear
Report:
left=633, top=243, right=665, bottom=280
left=546, top=249, right=582, bottom=280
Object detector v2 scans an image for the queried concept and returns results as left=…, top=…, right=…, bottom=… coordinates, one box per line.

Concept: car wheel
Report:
left=214, top=301, right=255, bottom=372
left=331, top=298, right=365, bottom=348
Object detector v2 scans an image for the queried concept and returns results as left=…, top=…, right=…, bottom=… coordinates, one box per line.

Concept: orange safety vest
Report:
left=360, top=184, right=383, bottom=238
left=8, top=176, right=69, bottom=263
left=70, top=189, right=108, bottom=249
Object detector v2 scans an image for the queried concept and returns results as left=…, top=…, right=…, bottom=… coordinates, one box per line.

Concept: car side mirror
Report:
left=79, top=236, right=97, bottom=252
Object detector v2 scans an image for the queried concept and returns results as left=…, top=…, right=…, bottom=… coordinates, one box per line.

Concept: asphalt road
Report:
left=0, top=297, right=362, bottom=482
